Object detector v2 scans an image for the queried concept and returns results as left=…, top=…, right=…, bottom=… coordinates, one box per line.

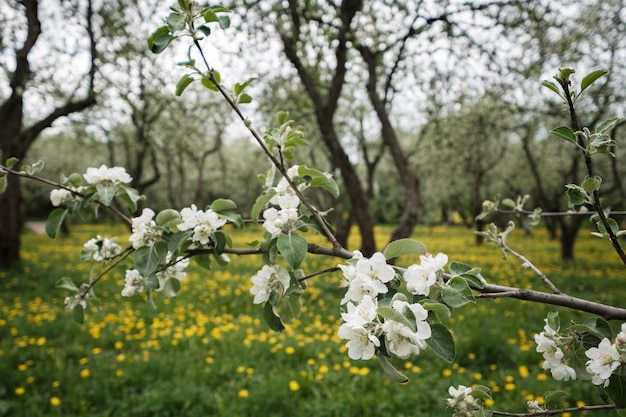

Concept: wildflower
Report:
left=337, top=322, right=380, bottom=360
left=585, top=338, right=621, bottom=387
left=249, top=265, right=290, bottom=304
left=50, top=397, right=61, bottom=406
left=83, top=164, right=131, bottom=185
left=288, top=380, right=300, bottom=391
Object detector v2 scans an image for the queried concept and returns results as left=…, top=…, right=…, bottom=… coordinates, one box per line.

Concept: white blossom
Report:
left=355, top=252, right=395, bottom=283
left=403, top=252, right=447, bottom=296
left=129, top=208, right=161, bottom=249
left=447, top=385, right=480, bottom=417
left=381, top=300, right=431, bottom=358
left=121, top=269, right=146, bottom=297
left=155, top=252, right=189, bottom=292
left=249, top=265, right=290, bottom=304
left=585, top=338, right=621, bottom=387
left=50, top=189, right=73, bottom=207
left=340, top=295, right=378, bottom=328
left=177, top=204, right=227, bottom=245
left=82, top=235, right=122, bottom=263
left=337, top=323, right=380, bottom=360
left=83, top=164, right=131, bottom=185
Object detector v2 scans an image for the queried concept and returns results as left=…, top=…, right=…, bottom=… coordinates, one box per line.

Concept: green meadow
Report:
left=0, top=223, right=623, bottom=416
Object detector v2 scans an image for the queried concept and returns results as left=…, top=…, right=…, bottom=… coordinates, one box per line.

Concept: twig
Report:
left=0, top=164, right=132, bottom=225
left=191, top=40, right=343, bottom=252
left=499, top=240, right=562, bottom=294
left=492, top=403, right=615, bottom=416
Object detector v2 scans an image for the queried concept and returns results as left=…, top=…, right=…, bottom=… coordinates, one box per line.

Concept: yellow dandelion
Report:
left=238, top=389, right=249, bottom=398
left=115, top=369, right=124, bottom=378
left=288, top=380, right=300, bottom=391
left=52, top=381, right=60, bottom=388
left=79, top=357, right=89, bottom=366
left=358, top=367, right=370, bottom=376
left=80, top=369, right=90, bottom=378
left=50, top=397, right=61, bottom=406
left=504, top=383, right=515, bottom=391
left=485, top=399, right=495, bottom=407
left=114, top=341, right=124, bottom=349
left=518, top=365, right=529, bottom=378
left=15, top=387, right=25, bottom=395
left=536, top=372, right=548, bottom=381
left=285, top=346, right=295, bottom=355
left=92, top=347, right=102, bottom=355
left=442, top=369, right=452, bottom=377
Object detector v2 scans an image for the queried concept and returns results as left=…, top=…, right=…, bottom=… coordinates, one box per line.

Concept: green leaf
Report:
left=211, top=198, right=237, bottom=212
left=56, top=277, right=79, bottom=292
left=238, top=93, right=252, bottom=104
left=95, top=183, right=117, bottom=206
left=596, top=117, right=621, bottom=134
left=377, top=306, right=416, bottom=333
left=383, top=239, right=427, bottom=260
left=218, top=15, right=230, bottom=29
left=144, top=273, right=159, bottom=290
left=203, top=9, right=219, bottom=23
left=541, top=80, right=562, bottom=97
left=5, top=157, right=19, bottom=168
left=263, top=302, right=285, bottom=332
left=421, top=302, right=451, bottom=320
left=156, top=209, right=181, bottom=228
left=377, top=354, right=409, bottom=383
left=72, top=303, right=85, bottom=324
left=543, top=390, right=569, bottom=407
left=195, top=253, right=212, bottom=270
left=134, top=242, right=168, bottom=277
left=298, top=166, right=339, bottom=197
left=551, top=126, right=577, bottom=145
left=251, top=189, right=277, bottom=222
left=162, top=278, right=181, bottom=298
left=277, top=234, right=307, bottom=269
left=117, top=185, right=142, bottom=212
left=213, top=230, right=228, bottom=254
left=606, top=374, right=626, bottom=409
left=565, top=185, right=587, bottom=205
left=0, top=176, right=6, bottom=194
left=46, top=208, right=68, bottom=238
left=441, top=276, right=475, bottom=308
left=580, top=68, right=608, bottom=95
left=147, top=26, right=175, bottom=54
left=426, top=323, right=455, bottom=363
left=166, top=11, right=186, bottom=32
left=546, top=311, right=560, bottom=332
left=470, top=385, right=492, bottom=400
left=201, top=73, right=221, bottom=91
left=581, top=176, right=602, bottom=194
left=176, top=74, right=194, bottom=96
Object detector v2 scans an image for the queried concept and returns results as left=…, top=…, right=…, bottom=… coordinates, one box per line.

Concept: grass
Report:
left=0, top=223, right=623, bottom=416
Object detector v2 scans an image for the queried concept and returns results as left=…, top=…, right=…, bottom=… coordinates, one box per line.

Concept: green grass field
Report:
left=0, top=223, right=623, bottom=416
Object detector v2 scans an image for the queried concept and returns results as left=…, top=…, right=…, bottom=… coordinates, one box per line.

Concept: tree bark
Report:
left=0, top=0, right=97, bottom=268
left=278, top=0, right=376, bottom=255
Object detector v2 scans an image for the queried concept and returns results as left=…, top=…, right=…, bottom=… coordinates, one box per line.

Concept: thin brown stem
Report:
left=492, top=403, right=615, bottom=416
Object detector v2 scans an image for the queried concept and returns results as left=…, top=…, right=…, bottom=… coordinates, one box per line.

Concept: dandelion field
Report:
left=0, top=223, right=623, bottom=416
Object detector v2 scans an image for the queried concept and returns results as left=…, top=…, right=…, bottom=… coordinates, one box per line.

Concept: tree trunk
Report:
left=0, top=175, right=26, bottom=268
left=558, top=216, right=584, bottom=260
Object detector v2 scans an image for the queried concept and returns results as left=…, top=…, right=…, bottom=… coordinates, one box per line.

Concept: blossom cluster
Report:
left=83, top=164, right=132, bottom=185
left=249, top=264, right=290, bottom=304
left=81, top=235, right=123, bottom=263
left=129, top=208, right=162, bottom=249
left=177, top=204, right=227, bottom=246
left=585, top=324, right=626, bottom=387
left=446, top=385, right=481, bottom=417
left=533, top=318, right=577, bottom=381
left=535, top=317, right=626, bottom=388
left=122, top=253, right=189, bottom=297
left=262, top=165, right=302, bottom=237
left=337, top=251, right=447, bottom=360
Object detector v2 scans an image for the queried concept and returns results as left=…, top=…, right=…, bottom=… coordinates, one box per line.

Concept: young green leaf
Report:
left=580, top=68, right=608, bottom=95
left=277, top=234, right=307, bottom=269
left=176, top=74, right=195, bottom=96
left=211, top=198, right=237, bottom=212
left=263, top=302, right=285, bottom=332
left=441, top=277, right=475, bottom=308
left=551, top=126, right=577, bottom=145
left=382, top=238, right=427, bottom=260
left=426, top=323, right=456, bottom=363
left=46, top=208, right=68, bottom=239
left=56, top=277, right=80, bottom=292
left=377, top=354, right=409, bottom=383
